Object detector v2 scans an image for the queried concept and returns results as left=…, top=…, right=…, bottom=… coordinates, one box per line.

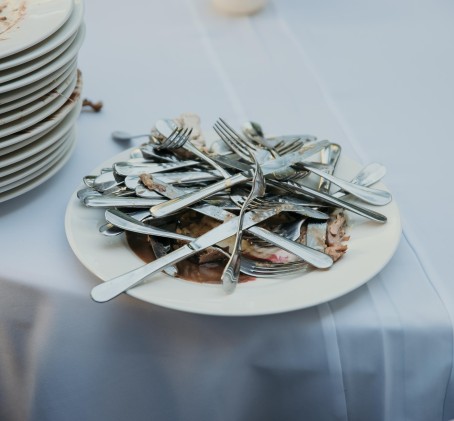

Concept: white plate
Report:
left=65, top=148, right=402, bottom=316
left=0, top=0, right=73, bottom=59
left=0, top=97, right=80, bottom=160
left=0, top=60, right=76, bottom=114
left=0, top=57, right=75, bottom=106
left=0, top=67, right=77, bottom=125
left=0, top=128, right=77, bottom=202
left=0, top=0, right=83, bottom=71
left=0, top=69, right=82, bottom=151
left=0, top=128, right=74, bottom=189
left=0, top=23, right=84, bottom=94
left=0, top=71, right=77, bottom=137
left=0, top=30, right=77, bottom=84
left=0, top=127, right=73, bottom=177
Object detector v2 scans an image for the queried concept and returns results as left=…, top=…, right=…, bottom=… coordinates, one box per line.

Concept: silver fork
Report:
left=241, top=257, right=309, bottom=277
left=214, top=118, right=270, bottom=163
left=242, top=123, right=305, bottom=157
left=153, top=127, right=192, bottom=149
left=213, top=118, right=267, bottom=293
left=153, top=124, right=232, bottom=179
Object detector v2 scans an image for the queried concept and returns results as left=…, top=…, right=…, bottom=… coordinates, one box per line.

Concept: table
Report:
left=1, top=1, right=453, bottom=420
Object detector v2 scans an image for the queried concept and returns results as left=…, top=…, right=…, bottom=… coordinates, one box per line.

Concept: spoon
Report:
left=99, top=210, right=151, bottom=236
left=111, top=131, right=150, bottom=142
left=92, top=171, right=124, bottom=193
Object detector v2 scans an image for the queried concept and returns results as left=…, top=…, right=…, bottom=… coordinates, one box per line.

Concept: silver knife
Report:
left=91, top=206, right=284, bottom=302
left=149, top=139, right=330, bottom=217
left=147, top=178, right=333, bottom=268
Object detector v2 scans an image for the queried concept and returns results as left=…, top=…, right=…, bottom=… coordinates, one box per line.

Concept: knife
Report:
left=146, top=178, right=333, bottom=268
left=91, top=206, right=284, bottom=302
left=149, top=139, right=330, bottom=217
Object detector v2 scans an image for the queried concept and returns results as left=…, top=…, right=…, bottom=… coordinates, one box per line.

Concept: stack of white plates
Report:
left=0, top=0, right=84, bottom=203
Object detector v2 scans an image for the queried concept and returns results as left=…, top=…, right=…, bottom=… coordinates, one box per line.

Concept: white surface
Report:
left=1, top=1, right=453, bottom=420
left=65, top=148, right=400, bottom=316
left=0, top=0, right=73, bottom=59
left=0, top=0, right=83, bottom=71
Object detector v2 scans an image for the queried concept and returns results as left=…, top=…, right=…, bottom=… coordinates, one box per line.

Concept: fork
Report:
left=214, top=127, right=387, bottom=223
left=213, top=119, right=267, bottom=293
left=214, top=117, right=303, bottom=163
left=153, top=125, right=232, bottom=180
left=241, top=257, right=309, bottom=277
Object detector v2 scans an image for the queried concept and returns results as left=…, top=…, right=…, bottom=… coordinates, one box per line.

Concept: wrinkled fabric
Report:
left=0, top=0, right=453, bottom=420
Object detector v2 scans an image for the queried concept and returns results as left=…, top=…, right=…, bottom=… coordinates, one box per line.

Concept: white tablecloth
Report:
left=1, top=1, right=453, bottom=420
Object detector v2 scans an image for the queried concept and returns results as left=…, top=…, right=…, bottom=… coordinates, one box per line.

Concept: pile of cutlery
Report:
left=78, top=118, right=391, bottom=302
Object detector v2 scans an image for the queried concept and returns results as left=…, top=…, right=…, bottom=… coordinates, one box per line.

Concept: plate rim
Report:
left=0, top=67, right=77, bottom=127
left=0, top=68, right=82, bottom=149
left=0, top=30, right=77, bottom=84
left=0, top=0, right=74, bottom=60
left=0, top=127, right=77, bottom=202
left=0, top=0, right=83, bottom=71
left=0, top=23, right=85, bottom=94
left=0, top=57, right=76, bottom=106
left=0, top=60, right=77, bottom=114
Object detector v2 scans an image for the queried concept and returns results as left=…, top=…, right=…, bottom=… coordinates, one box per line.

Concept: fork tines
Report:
left=156, top=127, right=193, bottom=150
left=274, top=139, right=304, bottom=155
left=213, top=118, right=254, bottom=161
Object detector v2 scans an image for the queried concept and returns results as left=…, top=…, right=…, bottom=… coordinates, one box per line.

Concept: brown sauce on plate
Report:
left=126, top=232, right=254, bottom=284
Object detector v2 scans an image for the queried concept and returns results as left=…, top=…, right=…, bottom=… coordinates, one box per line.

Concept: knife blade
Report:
left=147, top=178, right=333, bottom=269
left=90, top=206, right=282, bottom=303
left=149, top=139, right=330, bottom=217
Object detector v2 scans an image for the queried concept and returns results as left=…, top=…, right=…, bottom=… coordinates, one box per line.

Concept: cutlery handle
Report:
left=319, top=143, right=341, bottom=192
left=150, top=172, right=248, bottom=217
left=247, top=226, right=333, bottom=269
left=184, top=142, right=231, bottom=179
left=114, top=160, right=199, bottom=176
left=105, top=209, right=191, bottom=241
left=84, top=197, right=165, bottom=208
left=304, top=163, right=392, bottom=206
left=91, top=245, right=194, bottom=302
